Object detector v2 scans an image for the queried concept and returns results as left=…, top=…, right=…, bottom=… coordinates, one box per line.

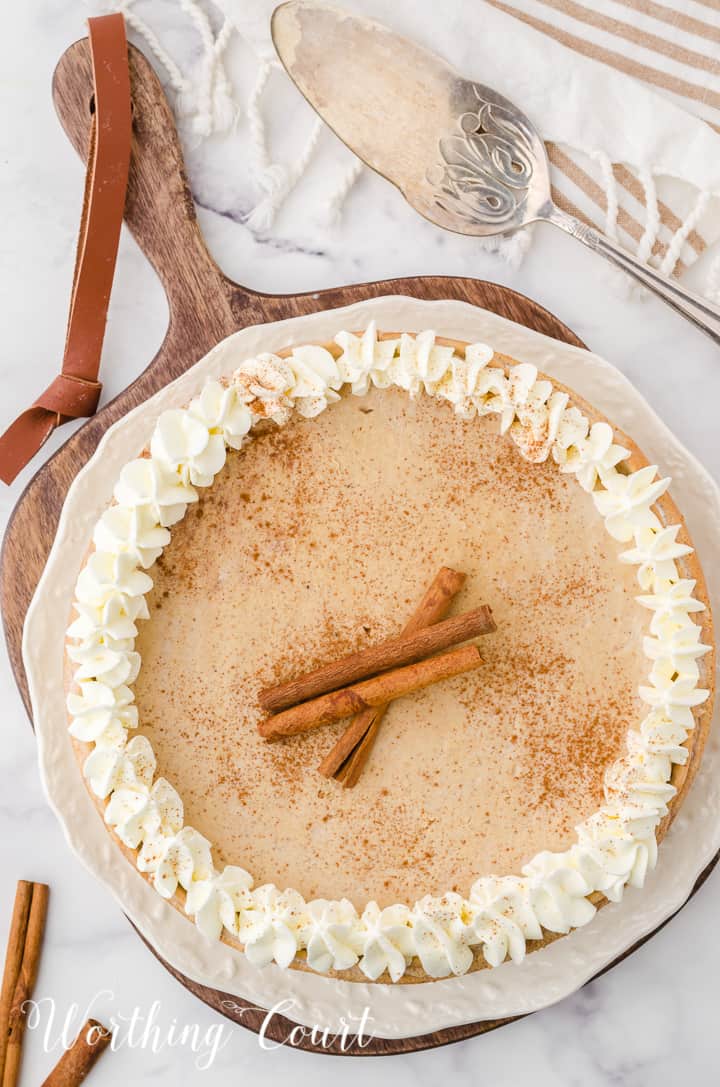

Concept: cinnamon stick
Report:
left=41, top=1019, right=112, bottom=1087
left=260, top=604, right=495, bottom=713
left=318, top=705, right=381, bottom=778
left=1, top=881, right=49, bottom=1087
left=336, top=713, right=383, bottom=788
left=260, top=644, right=483, bottom=741
left=0, top=883, right=31, bottom=1085
left=318, top=567, right=466, bottom=780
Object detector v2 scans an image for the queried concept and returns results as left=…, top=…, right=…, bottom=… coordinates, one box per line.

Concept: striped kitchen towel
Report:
left=483, top=0, right=720, bottom=286
left=93, top=0, right=720, bottom=294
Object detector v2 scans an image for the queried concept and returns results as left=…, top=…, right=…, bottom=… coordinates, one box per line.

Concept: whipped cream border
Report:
left=64, top=325, right=712, bottom=983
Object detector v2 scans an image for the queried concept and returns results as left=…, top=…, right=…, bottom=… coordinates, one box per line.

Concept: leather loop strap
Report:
left=0, top=13, right=131, bottom=484
left=36, top=372, right=103, bottom=417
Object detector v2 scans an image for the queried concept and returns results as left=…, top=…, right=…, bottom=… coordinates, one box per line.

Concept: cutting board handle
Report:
left=52, top=38, right=239, bottom=341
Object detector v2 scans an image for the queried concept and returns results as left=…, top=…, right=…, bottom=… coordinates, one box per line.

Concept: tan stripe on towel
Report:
left=548, top=144, right=689, bottom=273
left=611, top=0, right=720, bottom=48
left=537, top=0, right=720, bottom=74
left=485, top=0, right=720, bottom=112
left=612, top=163, right=706, bottom=256
left=551, top=183, right=689, bottom=277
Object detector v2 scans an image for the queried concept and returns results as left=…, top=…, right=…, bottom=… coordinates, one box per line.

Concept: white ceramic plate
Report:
left=23, top=296, right=720, bottom=1040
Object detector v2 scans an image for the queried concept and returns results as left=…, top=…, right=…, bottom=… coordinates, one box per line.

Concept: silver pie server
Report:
left=272, top=0, right=720, bottom=346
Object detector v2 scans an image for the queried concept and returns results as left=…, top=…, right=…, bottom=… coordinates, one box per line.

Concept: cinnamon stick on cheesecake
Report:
left=259, top=644, right=483, bottom=741
left=319, top=566, right=466, bottom=781
left=259, top=604, right=495, bottom=713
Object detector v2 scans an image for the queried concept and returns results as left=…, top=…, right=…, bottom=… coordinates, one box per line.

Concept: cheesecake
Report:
left=65, top=326, right=714, bottom=983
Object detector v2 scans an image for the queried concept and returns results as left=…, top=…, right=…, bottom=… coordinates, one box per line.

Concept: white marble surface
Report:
left=1, top=1, right=720, bottom=1083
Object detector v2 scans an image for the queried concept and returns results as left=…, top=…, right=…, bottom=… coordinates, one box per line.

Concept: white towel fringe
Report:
left=114, top=0, right=190, bottom=105
left=660, top=191, right=709, bottom=279
left=246, top=116, right=324, bottom=232
left=325, top=159, right=364, bottom=224
left=477, top=227, right=534, bottom=270
left=593, top=150, right=619, bottom=242
left=177, top=0, right=233, bottom=136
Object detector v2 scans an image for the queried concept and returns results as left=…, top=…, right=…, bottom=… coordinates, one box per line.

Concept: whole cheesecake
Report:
left=64, top=326, right=714, bottom=983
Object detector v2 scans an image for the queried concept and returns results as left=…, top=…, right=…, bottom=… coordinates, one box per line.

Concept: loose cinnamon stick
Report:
left=2, top=881, right=49, bottom=1087
left=318, top=567, right=466, bottom=779
left=260, top=644, right=483, bottom=741
left=0, top=883, right=32, bottom=1085
left=260, top=604, right=495, bottom=713
left=41, top=1019, right=112, bottom=1087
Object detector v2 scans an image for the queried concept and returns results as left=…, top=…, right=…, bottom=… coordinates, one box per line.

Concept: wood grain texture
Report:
left=1, top=36, right=712, bottom=1057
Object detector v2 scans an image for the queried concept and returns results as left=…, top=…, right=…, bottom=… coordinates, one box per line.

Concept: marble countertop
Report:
left=1, top=2, right=719, bottom=1083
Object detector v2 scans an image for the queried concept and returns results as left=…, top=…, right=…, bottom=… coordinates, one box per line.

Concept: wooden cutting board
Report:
left=1, top=36, right=714, bottom=1056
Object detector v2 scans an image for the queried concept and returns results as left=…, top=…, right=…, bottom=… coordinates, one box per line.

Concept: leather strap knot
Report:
left=37, top=373, right=103, bottom=419
left=0, top=13, right=131, bottom=485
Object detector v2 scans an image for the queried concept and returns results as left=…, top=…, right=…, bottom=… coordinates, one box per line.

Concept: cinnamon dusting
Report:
left=132, top=385, right=644, bottom=908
